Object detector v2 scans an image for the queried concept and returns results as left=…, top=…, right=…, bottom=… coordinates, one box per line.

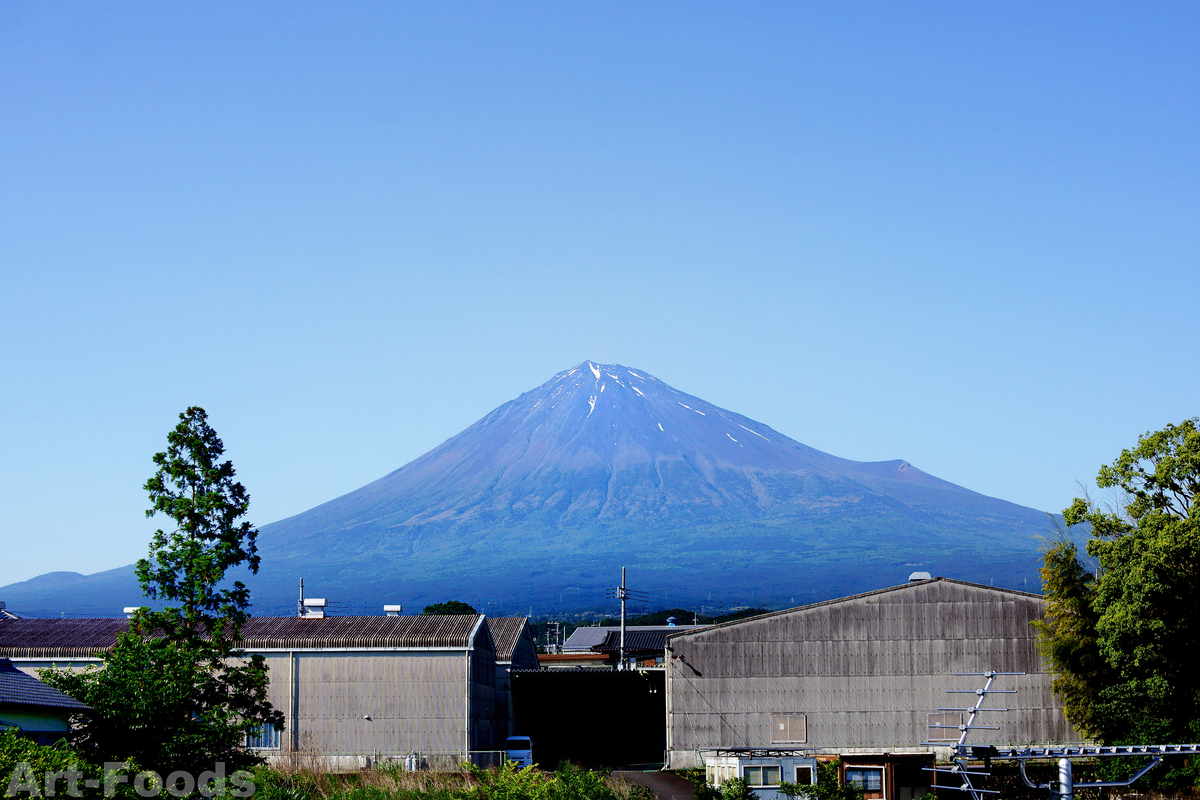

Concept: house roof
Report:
left=0, top=658, right=90, bottom=712
left=563, top=624, right=707, bottom=652
left=592, top=629, right=692, bottom=653
left=663, top=577, right=1044, bottom=642
left=485, top=617, right=530, bottom=662
left=536, top=652, right=609, bottom=664
left=0, top=614, right=489, bottom=658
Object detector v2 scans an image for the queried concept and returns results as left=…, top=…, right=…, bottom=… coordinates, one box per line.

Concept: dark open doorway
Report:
left=510, top=669, right=666, bottom=769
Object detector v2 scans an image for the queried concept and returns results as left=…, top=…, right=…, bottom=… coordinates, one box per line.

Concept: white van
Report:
left=504, top=736, right=533, bottom=768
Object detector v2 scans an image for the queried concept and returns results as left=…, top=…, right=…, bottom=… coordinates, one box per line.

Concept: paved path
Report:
left=614, top=770, right=695, bottom=800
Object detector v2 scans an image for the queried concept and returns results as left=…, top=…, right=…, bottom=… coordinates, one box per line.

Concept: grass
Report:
left=250, top=759, right=659, bottom=800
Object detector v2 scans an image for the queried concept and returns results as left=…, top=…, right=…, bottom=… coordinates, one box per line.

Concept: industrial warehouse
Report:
left=0, top=611, right=537, bottom=765
left=0, top=576, right=1080, bottom=792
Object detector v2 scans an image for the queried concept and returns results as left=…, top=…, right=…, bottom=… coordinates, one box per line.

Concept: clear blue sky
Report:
left=1, top=2, right=1197, bottom=588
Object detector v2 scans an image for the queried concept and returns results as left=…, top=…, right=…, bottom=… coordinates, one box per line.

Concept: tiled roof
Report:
left=0, top=615, right=486, bottom=657
left=562, top=627, right=610, bottom=652
left=485, top=617, right=529, bottom=662
left=564, top=625, right=709, bottom=652
left=0, top=659, right=90, bottom=712
left=592, top=629, right=685, bottom=653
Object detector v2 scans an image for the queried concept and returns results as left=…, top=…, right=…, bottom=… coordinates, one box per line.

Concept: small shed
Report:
left=0, top=657, right=90, bottom=745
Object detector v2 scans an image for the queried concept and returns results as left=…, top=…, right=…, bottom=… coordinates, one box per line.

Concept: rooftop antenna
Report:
left=605, top=567, right=648, bottom=670
left=923, top=670, right=1021, bottom=800
left=923, top=671, right=1199, bottom=799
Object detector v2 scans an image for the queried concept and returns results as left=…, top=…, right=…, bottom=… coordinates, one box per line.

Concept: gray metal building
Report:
left=485, top=617, right=539, bottom=740
left=0, top=613, right=501, bottom=761
left=664, top=578, right=1080, bottom=799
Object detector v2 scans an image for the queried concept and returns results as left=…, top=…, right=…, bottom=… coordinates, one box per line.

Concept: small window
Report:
left=246, top=724, right=281, bottom=750
left=795, top=766, right=814, bottom=785
left=845, top=768, right=883, bottom=793
left=926, top=712, right=963, bottom=742
left=743, top=766, right=781, bottom=787
left=770, top=714, right=807, bottom=743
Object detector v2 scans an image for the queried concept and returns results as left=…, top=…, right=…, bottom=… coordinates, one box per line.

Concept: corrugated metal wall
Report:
left=667, top=581, right=1077, bottom=753
left=261, top=651, right=470, bottom=754
left=470, top=628, right=497, bottom=750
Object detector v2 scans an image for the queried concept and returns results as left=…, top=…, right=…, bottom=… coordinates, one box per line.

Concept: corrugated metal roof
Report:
left=0, top=614, right=486, bottom=657
left=664, top=577, right=1043, bottom=642
left=0, top=617, right=130, bottom=658
left=239, top=614, right=484, bottom=650
left=485, top=617, right=529, bottom=662
left=0, top=658, right=90, bottom=711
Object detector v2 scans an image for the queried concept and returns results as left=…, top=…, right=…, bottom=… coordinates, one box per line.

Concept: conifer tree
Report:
left=45, top=407, right=284, bottom=776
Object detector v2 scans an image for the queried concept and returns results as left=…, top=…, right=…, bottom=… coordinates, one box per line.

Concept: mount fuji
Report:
left=1, top=362, right=1052, bottom=616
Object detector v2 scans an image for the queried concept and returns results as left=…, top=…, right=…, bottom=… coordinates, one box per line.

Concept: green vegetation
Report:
left=43, top=407, right=283, bottom=777
left=3, top=739, right=647, bottom=800
left=1034, top=418, right=1200, bottom=790
left=685, top=761, right=861, bottom=800
left=250, top=761, right=657, bottom=800
left=422, top=601, right=479, bottom=615
left=2, top=729, right=111, bottom=798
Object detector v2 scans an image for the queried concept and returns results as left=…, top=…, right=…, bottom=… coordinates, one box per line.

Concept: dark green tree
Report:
left=43, top=407, right=283, bottom=776
left=1035, top=418, right=1200, bottom=789
left=422, top=600, right=477, bottom=614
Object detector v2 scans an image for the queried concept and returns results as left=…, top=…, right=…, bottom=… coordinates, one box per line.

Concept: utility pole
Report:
left=620, top=568, right=626, bottom=668
left=606, top=567, right=648, bottom=670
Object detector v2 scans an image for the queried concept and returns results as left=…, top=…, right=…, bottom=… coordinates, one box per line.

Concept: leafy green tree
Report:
left=43, top=407, right=283, bottom=776
left=423, top=600, right=478, bottom=614
left=787, top=760, right=863, bottom=800
left=1035, top=418, right=1200, bottom=789
left=718, top=777, right=757, bottom=800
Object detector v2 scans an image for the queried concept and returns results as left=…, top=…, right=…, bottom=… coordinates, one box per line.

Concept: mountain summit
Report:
left=1, top=362, right=1051, bottom=615
left=245, top=361, right=1048, bottom=612
left=307, top=361, right=985, bottom=529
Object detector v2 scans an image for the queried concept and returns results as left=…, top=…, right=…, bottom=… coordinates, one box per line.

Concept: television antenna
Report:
left=924, top=671, right=1200, bottom=800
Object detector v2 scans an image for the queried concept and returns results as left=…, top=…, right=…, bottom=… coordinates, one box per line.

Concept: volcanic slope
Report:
left=245, top=361, right=1050, bottom=611
left=0, top=362, right=1053, bottom=615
